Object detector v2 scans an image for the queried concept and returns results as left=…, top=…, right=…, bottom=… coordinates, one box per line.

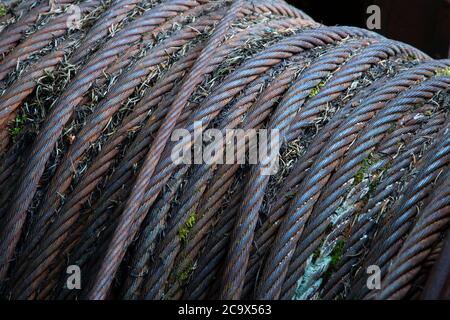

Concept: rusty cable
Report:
left=0, top=0, right=449, bottom=301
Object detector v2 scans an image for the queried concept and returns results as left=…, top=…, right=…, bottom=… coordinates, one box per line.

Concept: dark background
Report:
left=288, top=0, right=450, bottom=59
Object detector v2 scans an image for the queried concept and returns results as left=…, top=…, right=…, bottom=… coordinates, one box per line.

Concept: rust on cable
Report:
left=0, top=0, right=449, bottom=300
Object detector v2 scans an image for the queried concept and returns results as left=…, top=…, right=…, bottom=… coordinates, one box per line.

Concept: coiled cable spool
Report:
left=0, top=0, right=448, bottom=300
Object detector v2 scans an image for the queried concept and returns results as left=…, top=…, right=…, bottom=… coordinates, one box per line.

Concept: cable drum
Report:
left=0, top=0, right=448, bottom=300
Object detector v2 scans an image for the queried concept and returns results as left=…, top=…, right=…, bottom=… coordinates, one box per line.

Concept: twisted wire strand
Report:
left=54, top=13, right=250, bottom=289
left=253, top=60, right=445, bottom=300
left=6, top=5, right=232, bottom=299
left=140, top=73, right=272, bottom=300
left=281, top=99, right=448, bottom=299
left=122, top=164, right=191, bottom=299
left=127, top=26, right=376, bottom=218
left=242, top=72, right=393, bottom=298
left=321, top=110, right=448, bottom=300
left=0, top=36, right=88, bottom=130
left=0, top=0, right=75, bottom=58
left=0, top=46, right=67, bottom=154
left=0, top=0, right=202, bottom=283
left=0, top=0, right=152, bottom=209
left=166, top=64, right=302, bottom=299
left=376, top=168, right=450, bottom=299
left=280, top=67, right=448, bottom=300
left=0, top=0, right=449, bottom=301
left=248, top=0, right=311, bottom=20
left=88, top=0, right=314, bottom=218
left=54, top=0, right=310, bottom=259
left=104, top=23, right=338, bottom=302
left=346, top=117, right=447, bottom=298
left=380, top=233, right=444, bottom=300
left=163, top=63, right=302, bottom=300
left=46, top=16, right=310, bottom=301
left=33, top=0, right=298, bottom=237
left=184, top=177, right=245, bottom=299
left=307, top=75, right=450, bottom=232
left=348, top=118, right=450, bottom=299
left=299, top=88, right=450, bottom=300
left=183, top=34, right=390, bottom=300
left=0, top=0, right=155, bottom=155
left=253, top=41, right=429, bottom=300
left=11, top=38, right=211, bottom=300
left=0, top=137, right=28, bottom=218
left=80, top=0, right=226, bottom=84
left=68, top=0, right=143, bottom=64
left=79, top=16, right=310, bottom=241
left=94, top=26, right=372, bottom=301
left=0, top=0, right=37, bottom=28
left=0, top=0, right=101, bottom=82
left=8, top=0, right=39, bottom=17
left=53, top=124, right=177, bottom=298
left=85, top=0, right=244, bottom=300
left=127, top=21, right=319, bottom=301
left=220, top=38, right=380, bottom=299
left=285, top=42, right=430, bottom=141
left=78, top=20, right=310, bottom=296
left=47, top=48, right=204, bottom=279
left=27, top=6, right=227, bottom=254
left=34, top=2, right=241, bottom=225
left=422, top=229, right=450, bottom=300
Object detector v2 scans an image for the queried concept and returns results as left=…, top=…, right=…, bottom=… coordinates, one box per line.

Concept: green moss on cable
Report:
left=309, top=80, right=326, bottom=98
left=9, top=113, right=28, bottom=141
left=354, top=156, right=375, bottom=185
left=177, top=261, right=194, bottom=283
left=324, top=239, right=345, bottom=279
left=424, top=109, right=433, bottom=117
left=436, top=66, right=450, bottom=76
left=178, top=211, right=196, bottom=243
left=0, top=4, right=7, bottom=18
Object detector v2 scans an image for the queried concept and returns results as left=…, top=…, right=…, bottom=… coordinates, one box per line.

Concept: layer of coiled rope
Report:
left=0, top=0, right=449, bottom=300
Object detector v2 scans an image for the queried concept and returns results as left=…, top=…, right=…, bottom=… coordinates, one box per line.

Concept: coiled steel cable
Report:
left=41, top=13, right=312, bottom=302
left=165, top=64, right=302, bottom=300
left=242, top=72, right=394, bottom=298
left=321, top=111, right=448, bottom=300
left=254, top=61, right=446, bottom=300
left=0, top=0, right=204, bottom=283
left=96, top=26, right=374, bottom=302
left=281, top=99, right=448, bottom=299
left=26, top=6, right=227, bottom=254
left=0, top=0, right=75, bottom=58
left=250, top=41, right=429, bottom=300
left=68, top=0, right=143, bottom=64
left=349, top=119, right=450, bottom=299
left=0, top=0, right=158, bottom=154
left=85, top=0, right=244, bottom=300
left=81, top=19, right=316, bottom=300
left=0, top=2, right=310, bottom=294
left=7, top=6, right=284, bottom=300
left=0, top=0, right=101, bottom=82
left=183, top=38, right=400, bottom=302
left=220, top=38, right=393, bottom=299
left=6, top=3, right=236, bottom=299
left=120, top=20, right=317, bottom=301
left=179, top=62, right=305, bottom=299
left=0, top=0, right=449, bottom=301
left=422, top=229, right=450, bottom=300
left=375, top=168, right=450, bottom=299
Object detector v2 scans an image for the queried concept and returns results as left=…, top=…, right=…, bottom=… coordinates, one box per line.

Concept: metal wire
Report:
left=0, top=0, right=449, bottom=301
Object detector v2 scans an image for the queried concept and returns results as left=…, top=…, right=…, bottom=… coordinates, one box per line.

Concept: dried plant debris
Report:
left=0, top=0, right=449, bottom=301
